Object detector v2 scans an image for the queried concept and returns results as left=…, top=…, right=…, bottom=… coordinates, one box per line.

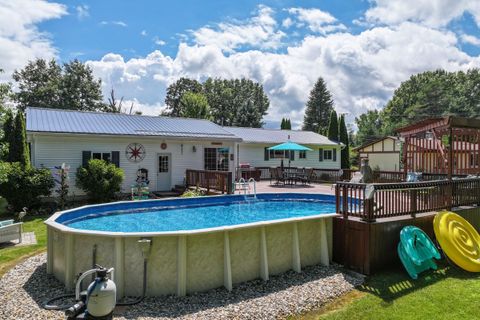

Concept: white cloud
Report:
left=287, top=7, right=346, bottom=34
left=153, top=37, right=166, bottom=46
left=87, top=21, right=480, bottom=128
left=140, top=30, right=147, bottom=36
left=191, top=5, right=285, bottom=53
left=461, top=33, right=480, bottom=46
left=75, top=4, right=89, bottom=20
left=365, top=0, right=480, bottom=27
left=100, top=20, right=127, bottom=27
left=282, top=17, right=293, bottom=28
left=0, top=0, right=67, bottom=81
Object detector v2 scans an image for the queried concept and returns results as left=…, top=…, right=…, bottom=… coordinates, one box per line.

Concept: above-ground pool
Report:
left=46, top=193, right=338, bottom=297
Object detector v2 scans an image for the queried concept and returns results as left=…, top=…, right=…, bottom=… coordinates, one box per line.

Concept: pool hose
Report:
left=116, top=258, right=148, bottom=306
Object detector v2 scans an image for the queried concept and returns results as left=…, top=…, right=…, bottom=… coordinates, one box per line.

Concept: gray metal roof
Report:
left=223, top=126, right=339, bottom=146
left=26, top=107, right=240, bottom=141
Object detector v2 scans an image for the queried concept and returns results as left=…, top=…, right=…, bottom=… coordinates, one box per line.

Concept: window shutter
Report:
left=111, top=151, right=120, bottom=167
left=82, top=151, right=91, bottom=167
left=264, top=147, right=269, bottom=161
left=333, top=149, right=337, bottom=162
left=290, top=150, right=295, bottom=161
left=319, top=148, right=324, bottom=161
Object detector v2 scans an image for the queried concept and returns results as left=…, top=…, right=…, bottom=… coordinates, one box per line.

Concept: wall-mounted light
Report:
left=192, top=146, right=197, bottom=153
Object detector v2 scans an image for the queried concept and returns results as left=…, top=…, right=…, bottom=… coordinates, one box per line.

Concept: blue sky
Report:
left=1, top=0, right=480, bottom=128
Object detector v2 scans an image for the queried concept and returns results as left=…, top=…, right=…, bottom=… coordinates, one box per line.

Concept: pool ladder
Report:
left=237, top=178, right=257, bottom=199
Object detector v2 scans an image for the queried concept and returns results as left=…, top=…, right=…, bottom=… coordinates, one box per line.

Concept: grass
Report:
left=294, top=263, right=480, bottom=320
left=0, top=215, right=47, bottom=277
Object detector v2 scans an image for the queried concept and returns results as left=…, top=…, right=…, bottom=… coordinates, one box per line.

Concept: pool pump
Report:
left=65, top=265, right=116, bottom=319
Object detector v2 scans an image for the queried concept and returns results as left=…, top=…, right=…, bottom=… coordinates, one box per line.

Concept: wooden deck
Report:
left=235, top=180, right=336, bottom=195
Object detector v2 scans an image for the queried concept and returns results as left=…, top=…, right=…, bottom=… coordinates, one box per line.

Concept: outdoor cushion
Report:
left=0, top=220, right=14, bottom=227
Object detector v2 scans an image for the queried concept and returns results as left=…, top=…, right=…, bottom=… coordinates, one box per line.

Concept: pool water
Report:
left=66, top=199, right=335, bottom=232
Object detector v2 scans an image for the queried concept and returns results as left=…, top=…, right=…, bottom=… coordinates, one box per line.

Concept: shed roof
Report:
left=353, top=136, right=400, bottom=151
left=223, top=126, right=339, bottom=146
left=26, top=107, right=240, bottom=141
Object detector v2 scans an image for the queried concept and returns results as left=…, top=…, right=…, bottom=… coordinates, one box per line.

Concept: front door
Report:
left=157, top=153, right=171, bottom=191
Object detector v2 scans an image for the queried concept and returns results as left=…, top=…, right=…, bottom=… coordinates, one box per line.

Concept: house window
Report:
left=299, top=150, right=307, bottom=159
left=269, top=150, right=288, bottom=159
left=92, top=152, right=111, bottom=162
left=158, top=155, right=169, bottom=172
left=323, top=149, right=333, bottom=160
left=204, top=147, right=229, bottom=171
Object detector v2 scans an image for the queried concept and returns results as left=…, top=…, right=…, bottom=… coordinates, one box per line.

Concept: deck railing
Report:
left=335, top=177, right=480, bottom=222
left=185, top=169, right=233, bottom=194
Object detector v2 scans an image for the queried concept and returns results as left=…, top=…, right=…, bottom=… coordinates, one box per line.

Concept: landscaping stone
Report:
left=0, top=253, right=364, bottom=320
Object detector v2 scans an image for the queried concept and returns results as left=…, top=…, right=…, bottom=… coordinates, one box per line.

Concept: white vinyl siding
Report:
left=30, top=134, right=235, bottom=195
left=237, top=144, right=341, bottom=169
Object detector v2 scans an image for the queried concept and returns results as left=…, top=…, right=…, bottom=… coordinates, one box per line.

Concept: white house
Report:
left=223, top=127, right=341, bottom=170
left=26, top=107, right=341, bottom=194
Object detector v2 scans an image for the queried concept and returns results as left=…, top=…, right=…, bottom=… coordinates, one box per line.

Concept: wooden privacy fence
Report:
left=185, top=169, right=233, bottom=194
left=335, top=177, right=480, bottom=222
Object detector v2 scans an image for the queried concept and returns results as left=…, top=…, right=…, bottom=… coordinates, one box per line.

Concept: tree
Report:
left=339, top=114, right=350, bottom=169
left=12, top=58, right=104, bottom=111
left=1, top=110, right=14, bottom=161
left=8, top=112, right=30, bottom=167
left=355, top=109, right=384, bottom=146
left=179, top=92, right=212, bottom=120
left=356, top=68, right=480, bottom=139
left=165, top=77, right=270, bottom=127
left=327, top=110, right=339, bottom=142
left=104, top=88, right=140, bottom=114
left=281, top=118, right=292, bottom=130
left=60, top=59, right=105, bottom=111
left=303, top=77, right=334, bottom=134
left=164, top=78, right=202, bottom=116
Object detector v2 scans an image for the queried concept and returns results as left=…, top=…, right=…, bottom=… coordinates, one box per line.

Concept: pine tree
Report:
left=2, top=110, right=14, bottom=160
left=339, top=114, right=350, bottom=169
left=286, top=119, right=292, bottom=129
left=302, top=77, right=334, bottom=134
left=280, top=118, right=286, bottom=129
left=9, top=112, right=30, bottom=167
left=327, top=110, right=339, bottom=142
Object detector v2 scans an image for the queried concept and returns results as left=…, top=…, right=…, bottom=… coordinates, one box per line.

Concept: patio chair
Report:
left=300, top=168, right=315, bottom=185
left=0, top=219, right=23, bottom=244
left=269, top=167, right=285, bottom=185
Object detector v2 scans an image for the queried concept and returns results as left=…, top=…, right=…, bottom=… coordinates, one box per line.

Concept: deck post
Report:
left=227, top=172, right=233, bottom=194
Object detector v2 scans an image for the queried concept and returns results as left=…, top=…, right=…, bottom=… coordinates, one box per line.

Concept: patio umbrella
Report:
left=268, top=140, right=313, bottom=168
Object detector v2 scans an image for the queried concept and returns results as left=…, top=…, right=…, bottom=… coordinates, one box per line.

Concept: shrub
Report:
left=0, top=162, right=54, bottom=211
left=76, top=159, right=124, bottom=202
left=181, top=187, right=205, bottom=198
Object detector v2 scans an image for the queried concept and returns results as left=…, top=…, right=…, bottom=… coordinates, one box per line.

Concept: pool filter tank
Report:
left=85, top=267, right=116, bottom=318
left=65, top=265, right=116, bottom=319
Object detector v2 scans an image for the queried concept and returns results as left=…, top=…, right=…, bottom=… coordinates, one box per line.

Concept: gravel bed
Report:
left=0, top=253, right=364, bottom=320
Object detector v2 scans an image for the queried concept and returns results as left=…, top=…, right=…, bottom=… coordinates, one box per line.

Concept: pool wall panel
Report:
left=266, top=223, right=293, bottom=276
left=186, top=233, right=224, bottom=293
left=230, top=228, right=261, bottom=284
left=148, top=236, right=178, bottom=296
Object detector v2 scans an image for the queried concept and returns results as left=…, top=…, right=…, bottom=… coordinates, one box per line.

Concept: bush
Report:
left=181, top=188, right=205, bottom=198
left=76, top=159, right=124, bottom=202
left=0, top=162, right=54, bottom=211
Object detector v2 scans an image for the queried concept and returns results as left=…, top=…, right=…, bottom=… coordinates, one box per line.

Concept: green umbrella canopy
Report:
left=267, top=141, right=313, bottom=151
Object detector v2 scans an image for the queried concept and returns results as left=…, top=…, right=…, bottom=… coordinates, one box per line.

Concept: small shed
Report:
left=396, top=116, right=480, bottom=178
left=354, top=136, right=402, bottom=171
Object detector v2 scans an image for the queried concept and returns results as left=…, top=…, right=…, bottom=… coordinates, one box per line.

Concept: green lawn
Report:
left=296, top=263, right=480, bottom=320
left=0, top=216, right=47, bottom=277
